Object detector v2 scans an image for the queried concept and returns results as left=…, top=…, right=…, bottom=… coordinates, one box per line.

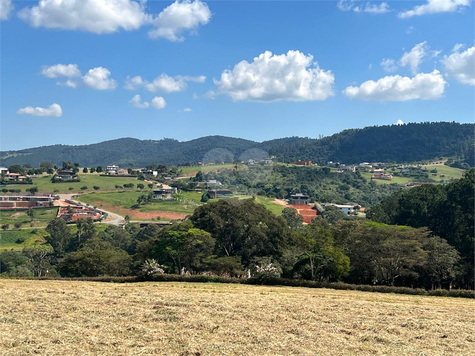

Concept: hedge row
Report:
left=23, top=275, right=474, bottom=299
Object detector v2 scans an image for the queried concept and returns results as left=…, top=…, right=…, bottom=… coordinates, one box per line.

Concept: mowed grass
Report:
left=0, top=280, right=473, bottom=356
left=360, top=172, right=412, bottom=185
left=423, top=164, right=465, bottom=181
left=0, top=208, right=58, bottom=228
left=4, top=174, right=139, bottom=194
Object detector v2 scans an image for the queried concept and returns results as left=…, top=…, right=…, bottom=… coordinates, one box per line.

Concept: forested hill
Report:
left=1, top=122, right=473, bottom=167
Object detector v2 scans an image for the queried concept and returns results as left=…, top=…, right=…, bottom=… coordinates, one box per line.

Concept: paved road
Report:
left=58, top=194, right=125, bottom=226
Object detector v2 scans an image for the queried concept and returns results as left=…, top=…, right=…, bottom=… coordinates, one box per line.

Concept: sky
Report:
left=0, top=0, right=474, bottom=151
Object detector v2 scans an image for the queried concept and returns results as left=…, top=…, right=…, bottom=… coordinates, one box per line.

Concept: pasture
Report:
left=0, top=280, right=473, bottom=355
left=0, top=208, right=58, bottom=228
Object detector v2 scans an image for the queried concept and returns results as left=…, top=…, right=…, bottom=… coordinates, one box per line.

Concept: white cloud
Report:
left=41, top=64, right=81, bottom=78
left=343, top=70, right=446, bottom=101
left=399, top=42, right=429, bottom=74
left=82, top=67, right=117, bottom=90
left=442, top=45, right=475, bottom=85
left=56, top=80, right=78, bottom=88
left=149, top=0, right=211, bottom=41
left=17, top=103, right=63, bottom=117
left=125, top=73, right=205, bottom=92
left=406, top=26, right=416, bottom=34
left=184, top=108, right=193, bottom=112
left=451, top=43, right=464, bottom=53
left=354, top=2, right=391, bottom=14
left=380, top=58, right=398, bottom=73
left=129, top=94, right=150, bottom=109
left=337, top=0, right=390, bottom=14
left=213, top=50, right=335, bottom=102
left=151, top=96, right=167, bottom=109
left=0, top=0, right=13, bottom=21
left=398, top=0, right=471, bottom=18
left=18, top=0, right=151, bottom=34
left=396, top=119, right=405, bottom=125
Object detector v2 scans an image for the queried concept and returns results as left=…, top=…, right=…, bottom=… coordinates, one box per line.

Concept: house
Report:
left=142, top=170, right=158, bottom=177
left=248, top=159, right=256, bottom=165
left=206, top=180, right=222, bottom=189
left=0, top=194, right=55, bottom=209
left=372, top=173, right=393, bottom=180
left=372, top=168, right=384, bottom=174
left=359, top=162, right=372, bottom=168
left=0, top=167, right=9, bottom=175
left=117, top=169, right=128, bottom=175
left=106, top=165, right=119, bottom=173
left=295, top=160, right=312, bottom=166
left=291, top=193, right=309, bottom=205
left=56, top=171, right=76, bottom=180
left=339, top=165, right=356, bottom=173
left=321, top=203, right=355, bottom=215
left=208, top=189, right=233, bottom=199
left=153, top=185, right=177, bottom=200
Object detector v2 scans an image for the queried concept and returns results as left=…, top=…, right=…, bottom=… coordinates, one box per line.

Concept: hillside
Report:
left=1, top=122, right=473, bottom=167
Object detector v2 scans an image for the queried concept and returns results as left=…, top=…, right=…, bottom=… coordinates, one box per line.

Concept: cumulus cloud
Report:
left=442, top=45, right=475, bottom=85
left=56, top=80, right=78, bottom=88
left=0, top=0, right=13, bottom=21
left=125, top=74, right=205, bottom=93
left=399, top=42, right=430, bottom=74
left=183, top=108, right=193, bottom=112
left=398, top=0, right=471, bottom=18
left=380, top=58, right=398, bottom=73
left=337, top=0, right=390, bottom=14
left=213, top=50, right=335, bottom=102
left=129, top=94, right=150, bottom=109
left=151, top=96, right=166, bottom=109
left=396, top=119, right=405, bottom=125
left=149, top=0, right=211, bottom=41
left=83, top=67, right=117, bottom=90
left=18, top=0, right=151, bottom=34
left=343, top=70, right=446, bottom=101
left=17, top=103, right=63, bottom=117
left=41, top=64, right=81, bottom=78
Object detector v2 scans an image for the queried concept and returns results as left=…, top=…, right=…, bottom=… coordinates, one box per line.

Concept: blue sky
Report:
left=1, top=0, right=473, bottom=150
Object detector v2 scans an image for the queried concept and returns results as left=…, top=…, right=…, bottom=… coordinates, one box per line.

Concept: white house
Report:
left=153, top=185, right=177, bottom=200
left=0, top=167, right=9, bottom=175
left=321, top=203, right=355, bottom=215
left=106, top=165, right=119, bottom=173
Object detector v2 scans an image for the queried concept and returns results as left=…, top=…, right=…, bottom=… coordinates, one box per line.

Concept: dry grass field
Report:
left=0, top=280, right=473, bottom=356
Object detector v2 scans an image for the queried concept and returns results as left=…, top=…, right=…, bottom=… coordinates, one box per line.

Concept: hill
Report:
left=1, top=122, right=473, bottom=167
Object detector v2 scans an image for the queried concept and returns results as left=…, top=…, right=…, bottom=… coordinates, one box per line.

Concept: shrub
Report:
left=69, top=187, right=74, bottom=190
left=93, top=186, right=100, bottom=190
left=14, top=222, right=22, bottom=229
left=2, top=224, right=10, bottom=230
left=15, top=237, right=26, bottom=244
left=80, top=186, right=88, bottom=190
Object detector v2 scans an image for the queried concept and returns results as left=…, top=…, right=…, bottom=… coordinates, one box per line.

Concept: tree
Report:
left=282, top=207, right=303, bottom=230
left=8, top=165, right=25, bottom=175
left=148, top=183, right=154, bottom=189
left=96, top=166, right=103, bottom=173
left=45, top=218, right=72, bottom=257
left=137, top=183, right=145, bottom=190
left=59, top=238, right=131, bottom=277
left=83, top=167, right=88, bottom=173
left=90, top=167, right=96, bottom=173
left=200, top=191, right=209, bottom=202
left=40, top=161, right=54, bottom=171
left=23, top=245, right=54, bottom=277
left=27, top=208, right=35, bottom=222
left=72, top=218, right=96, bottom=250
left=26, top=187, right=38, bottom=195
left=322, top=205, right=345, bottom=224
left=422, top=236, right=460, bottom=290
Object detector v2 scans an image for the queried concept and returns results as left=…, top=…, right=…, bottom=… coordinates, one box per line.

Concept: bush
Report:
left=80, top=186, right=88, bottom=190
left=69, top=187, right=74, bottom=190
left=2, top=224, right=9, bottom=230
left=14, top=222, right=22, bottom=229
left=93, top=186, right=100, bottom=190
left=15, top=237, right=26, bottom=244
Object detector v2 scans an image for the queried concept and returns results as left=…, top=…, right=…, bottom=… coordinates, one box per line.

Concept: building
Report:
left=206, top=180, right=222, bottom=189
left=55, top=171, right=76, bottom=181
left=321, top=203, right=355, bottom=215
left=142, top=170, right=158, bottom=177
left=291, top=193, right=309, bottom=205
left=106, top=165, right=119, bottom=173
left=153, top=185, right=177, bottom=200
left=339, top=165, right=356, bottom=173
left=295, top=160, right=312, bottom=166
left=117, top=169, right=128, bottom=175
left=0, top=167, right=9, bottom=175
left=287, top=205, right=318, bottom=224
left=0, top=195, right=56, bottom=209
left=57, top=205, right=106, bottom=222
left=208, top=189, right=233, bottom=199
left=372, top=173, right=393, bottom=180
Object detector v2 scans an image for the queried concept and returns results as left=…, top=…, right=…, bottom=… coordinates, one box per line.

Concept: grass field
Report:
left=0, top=207, right=58, bottom=228
left=0, top=228, right=49, bottom=251
left=423, top=164, right=465, bottom=181
left=3, top=173, right=138, bottom=194
left=0, top=280, right=473, bottom=355
left=360, top=173, right=412, bottom=185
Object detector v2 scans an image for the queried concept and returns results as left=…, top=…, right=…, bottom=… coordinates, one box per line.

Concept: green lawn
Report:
left=179, top=164, right=235, bottom=175
left=3, top=173, right=139, bottom=194
left=0, top=228, right=49, bottom=251
left=0, top=207, right=59, bottom=228
left=360, top=172, right=412, bottom=185
left=423, top=164, right=465, bottom=181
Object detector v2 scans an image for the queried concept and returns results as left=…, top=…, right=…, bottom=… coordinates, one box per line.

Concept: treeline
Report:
left=2, top=180, right=473, bottom=290
left=1, top=122, right=474, bottom=167
left=367, top=169, right=474, bottom=288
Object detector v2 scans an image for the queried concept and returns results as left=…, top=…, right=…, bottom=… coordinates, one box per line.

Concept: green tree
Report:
left=83, top=167, right=88, bottom=173
left=422, top=236, right=460, bottom=290
left=322, top=205, right=346, bottom=224
left=45, top=218, right=72, bottom=257
left=23, top=245, right=54, bottom=277
left=72, top=218, right=96, bottom=250
left=8, top=165, right=25, bottom=175
left=27, top=208, right=35, bottom=222
left=96, top=166, right=103, bottom=173
left=282, top=207, right=303, bottom=230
